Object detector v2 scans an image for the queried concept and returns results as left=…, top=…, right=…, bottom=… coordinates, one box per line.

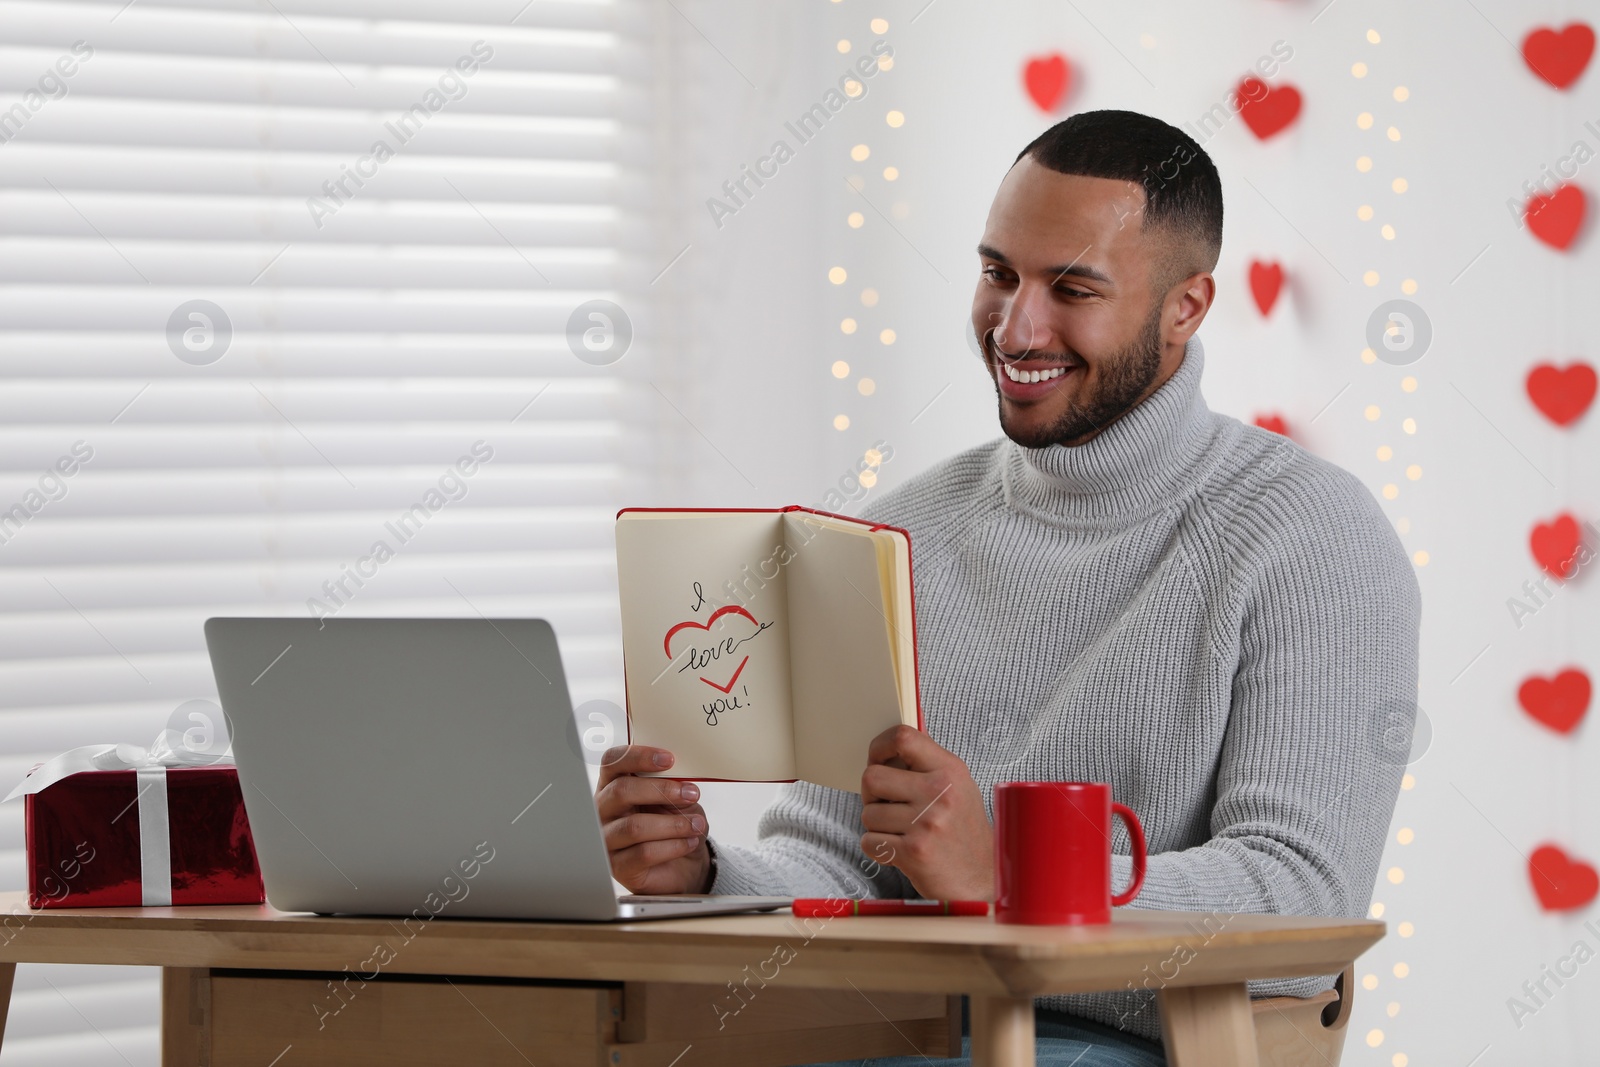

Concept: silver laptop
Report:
left=204, top=617, right=788, bottom=921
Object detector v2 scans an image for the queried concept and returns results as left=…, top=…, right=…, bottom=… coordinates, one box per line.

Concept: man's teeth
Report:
left=1002, top=363, right=1071, bottom=383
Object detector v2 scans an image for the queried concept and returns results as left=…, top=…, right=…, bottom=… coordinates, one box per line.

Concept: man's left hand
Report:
left=860, top=725, right=995, bottom=901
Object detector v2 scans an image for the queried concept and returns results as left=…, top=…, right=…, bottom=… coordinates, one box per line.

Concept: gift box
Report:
left=8, top=744, right=265, bottom=909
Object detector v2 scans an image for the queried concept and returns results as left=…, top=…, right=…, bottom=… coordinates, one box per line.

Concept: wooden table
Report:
left=0, top=892, right=1382, bottom=1067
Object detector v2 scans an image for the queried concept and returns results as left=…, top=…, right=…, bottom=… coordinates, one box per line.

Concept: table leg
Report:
left=161, top=967, right=208, bottom=1067
left=1158, top=982, right=1259, bottom=1067
left=970, top=994, right=1034, bottom=1067
left=0, top=962, right=14, bottom=1053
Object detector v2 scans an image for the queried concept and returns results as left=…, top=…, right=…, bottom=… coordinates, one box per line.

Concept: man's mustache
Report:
left=983, top=334, right=1085, bottom=367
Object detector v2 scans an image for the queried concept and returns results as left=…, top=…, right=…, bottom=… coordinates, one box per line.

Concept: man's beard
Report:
left=990, top=301, right=1164, bottom=449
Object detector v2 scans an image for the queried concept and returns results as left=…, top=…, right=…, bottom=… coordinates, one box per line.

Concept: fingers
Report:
left=860, top=798, right=917, bottom=835
left=860, top=762, right=926, bottom=805
left=859, top=831, right=905, bottom=869
left=596, top=774, right=700, bottom=822
left=866, top=724, right=946, bottom=771
left=866, top=725, right=911, bottom=768
left=603, top=808, right=707, bottom=852
left=592, top=745, right=715, bottom=892
left=597, top=745, right=675, bottom=789
left=609, top=836, right=705, bottom=885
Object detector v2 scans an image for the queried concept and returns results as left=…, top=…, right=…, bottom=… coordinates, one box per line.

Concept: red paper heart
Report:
left=663, top=605, right=759, bottom=693
left=1519, top=668, right=1592, bottom=734
left=1237, top=77, right=1302, bottom=140
left=1523, top=23, right=1595, bottom=89
left=1253, top=414, right=1289, bottom=437
left=1526, top=362, right=1598, bottom=426
left=1526, top=185, right=1586, bottom=250
left=1248, top=260, right=1284, bottom=316
left=1530, top=844, right=1600, bottom=911
left=1023, top=54, right=1071, bottom=113
left=1530, top=513, right=1583, bottom=578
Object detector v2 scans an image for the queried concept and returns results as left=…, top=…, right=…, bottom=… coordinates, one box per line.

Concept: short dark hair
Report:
left=1013, top=109, right=1223, bottom=293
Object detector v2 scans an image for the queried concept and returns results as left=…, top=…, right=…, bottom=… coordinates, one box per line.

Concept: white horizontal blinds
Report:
left=0, top=1, right=658, bottom=1055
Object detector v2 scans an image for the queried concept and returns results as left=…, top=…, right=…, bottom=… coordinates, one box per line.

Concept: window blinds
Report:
left=0, top=0, right=655, bottom=1060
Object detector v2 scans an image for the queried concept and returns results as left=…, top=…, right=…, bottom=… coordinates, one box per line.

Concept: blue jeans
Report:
left=800, top=1002, right=1167, bottom=1067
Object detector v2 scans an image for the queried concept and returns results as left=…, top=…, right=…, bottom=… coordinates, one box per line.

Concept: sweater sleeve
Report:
left=708, top=781, right=916, bottom=899
left=1108, top=468, right=1421, bottom=1000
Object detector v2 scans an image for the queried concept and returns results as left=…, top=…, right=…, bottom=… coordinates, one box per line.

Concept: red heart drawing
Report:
left=1523, top=23, right=1595, bottom=89
left=1518, top=668, right=1592, bottom=734
left=1253, top=414, right=1290, bottom=437
left=1237, top=77, right=1302, bottom=140
left=1530, top=513, right=1583, bottom=578
left=1526, top=362, right=1598, bottom=426
left=1526, top=185, right=1587, bottom=250
left=1530, top=844, right=1600, bottom=911
left=1023, top=54, right=1071, bottom=113
left=663, top=605, right=759, bottom=693
left=1248, top=260, right=1284, bottom=316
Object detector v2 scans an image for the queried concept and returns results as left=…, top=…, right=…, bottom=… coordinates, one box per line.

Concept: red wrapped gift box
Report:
left=21, top=762, right=264, bottom=909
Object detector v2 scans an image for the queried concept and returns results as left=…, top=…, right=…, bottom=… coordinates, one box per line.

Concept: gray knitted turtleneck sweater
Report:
left=709, top=335, right=1421, bottom=1043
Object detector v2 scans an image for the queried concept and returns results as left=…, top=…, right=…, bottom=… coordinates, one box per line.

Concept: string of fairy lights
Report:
left=1353, top=25, right=1418, bottom=1067
left=828, top=6, right=897, bottom=488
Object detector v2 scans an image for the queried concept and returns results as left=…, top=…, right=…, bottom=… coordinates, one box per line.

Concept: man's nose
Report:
left=993, top=286, right=1056, bottom=354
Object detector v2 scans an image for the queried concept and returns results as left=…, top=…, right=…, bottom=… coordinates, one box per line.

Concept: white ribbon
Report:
left=136, top=767, right=172, bottom=906
left=5, top=737, right=235, bottom=908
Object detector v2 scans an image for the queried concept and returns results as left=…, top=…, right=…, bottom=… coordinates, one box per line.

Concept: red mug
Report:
left=994, top=781, right=1147, bottom=925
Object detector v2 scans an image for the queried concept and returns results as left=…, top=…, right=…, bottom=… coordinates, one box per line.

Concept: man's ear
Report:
left=1165, top=270, right=1215, bottom=344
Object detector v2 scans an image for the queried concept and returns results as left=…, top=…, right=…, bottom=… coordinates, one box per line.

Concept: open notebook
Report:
left=615, top=506, right=920, bottom=793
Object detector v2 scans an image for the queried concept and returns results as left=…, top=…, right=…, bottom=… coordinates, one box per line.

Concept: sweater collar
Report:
left=1002, top=334, right=1221, bottom=525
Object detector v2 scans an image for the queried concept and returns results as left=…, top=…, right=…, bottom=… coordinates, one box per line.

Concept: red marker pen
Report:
left=791, top=898, right=989, bottom=917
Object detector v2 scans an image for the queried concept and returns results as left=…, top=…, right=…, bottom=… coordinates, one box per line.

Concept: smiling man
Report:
left=597, top=109, right=1421, bottom=1066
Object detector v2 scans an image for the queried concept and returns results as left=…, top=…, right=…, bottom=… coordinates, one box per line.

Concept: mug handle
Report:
left=1110, top=802, right=1147, bottom=907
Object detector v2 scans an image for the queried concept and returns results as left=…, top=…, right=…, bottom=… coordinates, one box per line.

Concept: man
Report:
left=597, top=109, right=1421, bottom=1065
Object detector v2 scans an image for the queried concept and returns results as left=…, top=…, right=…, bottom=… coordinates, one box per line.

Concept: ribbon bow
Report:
left=5, top=736, right=233, bottom=803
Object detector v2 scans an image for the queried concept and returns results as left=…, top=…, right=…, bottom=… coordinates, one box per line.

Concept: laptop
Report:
left=203, top=617, right=789, bottom=921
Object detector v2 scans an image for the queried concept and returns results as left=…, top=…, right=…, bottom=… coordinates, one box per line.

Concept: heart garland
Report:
left=1253, top=414, right=1289, bottom=437
left=1518, top=668, right=1592, bottom=734
left=1523, top=23, right=1595, bottom=90
left=1525, top=184, right=1587, bottom=251
left=1530, top=845, right=1600, bottom=911
left=1237, top=77, right=1302, bottom=140
left=1530, top=513, right=1584, bottom=579
left=1023, top=54, right=1072, bottom=113
left=1519, top=348, right=1593, bottom=911
left=1248, top=260, right=1284, bottom=316
left=1526, top=362, right=1598, bottom=426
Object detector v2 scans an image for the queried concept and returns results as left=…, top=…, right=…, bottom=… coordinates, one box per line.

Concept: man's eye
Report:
left=1056, top=287, right=1093, bottom=299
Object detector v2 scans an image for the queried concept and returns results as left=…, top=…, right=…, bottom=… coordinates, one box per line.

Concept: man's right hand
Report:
left=595, top=746, right=712, bottom=894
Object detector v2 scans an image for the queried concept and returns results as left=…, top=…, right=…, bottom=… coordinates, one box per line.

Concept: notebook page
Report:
left=782, top=514, right=904, bottom=792
left=615, top=511, right=795, bottom=781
